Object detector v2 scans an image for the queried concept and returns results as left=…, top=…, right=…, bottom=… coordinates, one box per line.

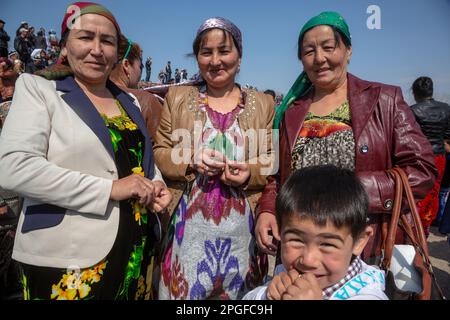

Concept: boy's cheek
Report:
left=280, top=245, right=299, bottom=269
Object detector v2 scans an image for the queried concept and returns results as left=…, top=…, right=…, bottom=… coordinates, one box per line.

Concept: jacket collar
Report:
left=283, top=72, right=381, bottom=150
left=55, top=76, right=154, bottom=178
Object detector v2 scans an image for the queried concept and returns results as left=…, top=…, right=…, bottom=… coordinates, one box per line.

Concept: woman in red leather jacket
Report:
left=255, top=11, right=437, bottom=262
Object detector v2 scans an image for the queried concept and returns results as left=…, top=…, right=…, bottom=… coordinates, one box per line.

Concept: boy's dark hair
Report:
left=276, top=165, right=369, bottom=239
left=412, top=76, right=433, bottom=100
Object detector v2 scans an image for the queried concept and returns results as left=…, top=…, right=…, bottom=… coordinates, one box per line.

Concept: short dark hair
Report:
left=412, top=76, right=433, bottom=100
left=276, top=165, right=369, bottom=239
left=0, top=19, right=5, bottom=24
left=264, top=89, right=276, bottom=99
left=298, top=26, right=351, bottom=60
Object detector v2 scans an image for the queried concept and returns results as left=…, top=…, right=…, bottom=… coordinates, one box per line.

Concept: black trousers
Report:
left=0, top=47, right=8, bottom=58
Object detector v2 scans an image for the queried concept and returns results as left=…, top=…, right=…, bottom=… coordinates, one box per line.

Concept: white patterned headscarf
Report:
left=196, top=17, right=243, bottom=56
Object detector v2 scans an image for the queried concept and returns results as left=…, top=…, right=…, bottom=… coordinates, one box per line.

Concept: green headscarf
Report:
left=274, top=11, right=352, bottom=129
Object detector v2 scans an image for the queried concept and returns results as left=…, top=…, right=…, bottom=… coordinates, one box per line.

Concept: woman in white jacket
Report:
left=0, top=2, right=171, bottom=300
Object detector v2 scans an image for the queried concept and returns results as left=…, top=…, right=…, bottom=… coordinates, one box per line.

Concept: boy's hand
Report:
left=281, top=272, right=323, bottom=300
left=266, top=269, right=299, bottom=300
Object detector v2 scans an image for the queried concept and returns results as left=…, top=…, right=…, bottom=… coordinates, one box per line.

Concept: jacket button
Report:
left=384, top=199, right=393, bottom=209
left=360, top=145, right=369, bottom=154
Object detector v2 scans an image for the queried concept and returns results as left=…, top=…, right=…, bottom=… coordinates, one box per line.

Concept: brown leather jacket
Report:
left=119, top=86, right=163, bottom=140
left=257, top=73, right=437, bottom=258
left=153, top=85, right=275, bottom=222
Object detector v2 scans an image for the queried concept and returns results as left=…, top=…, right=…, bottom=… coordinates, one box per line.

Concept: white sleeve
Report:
left=0, top=74, right=112, bottom=216
left=127, top=92, right=142, bottom=111
left=242, top=286, right=268, bottom=300
left=152, top=163, right=165, bottom=184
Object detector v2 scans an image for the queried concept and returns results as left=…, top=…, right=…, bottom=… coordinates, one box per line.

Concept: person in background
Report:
left=16, top=27, right=33, bottom=73
left=263, top=89, right=276, bottom=103
left=0, top=54, right=22, bottom=300
left=439, top=141, right=450, bottom=245
left=174, top=68, right=181, bottom=84
left=154, top=17, right=275, bottom=299
left=145, top=56, right=152, bottom=82
left=14, top=21, right=28, bottom=52
left=48, top=29, right=59, bottom=51
left=35, top=28, right=48, bottom=50
left=0, top=19, right=10, bottom=58
left=181, top=68, right=188, bottom=81
left=28, top=26, right=37, bottom=49
left=110, top=36, right=163, bottom=140
left=410, top=76, right=450, bottom=236
left=0, top=56, right=17, bottom=107
left=244, top=165, right=387, bottom=300
left=0, top=2, right=171, bottom=300
left=8, top=51, right=23, bottom=75
left=30, top=48, right=47, bottom=72
left=157, top=69, right=165, bottom=84
left=255, top=11, right=437, bottom=264
left=164, top=60, right=171, bottom=84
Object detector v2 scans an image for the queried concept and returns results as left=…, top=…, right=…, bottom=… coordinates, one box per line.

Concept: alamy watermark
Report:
left=65, top=5, right=83, bottom=31
left=367, top=5, right=382, bottom=30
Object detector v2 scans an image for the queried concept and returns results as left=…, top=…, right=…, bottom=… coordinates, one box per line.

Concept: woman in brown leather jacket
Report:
left=153, top=17, right=275, bottom=299
left=109, top=35, right=163, bottom=140
left=255, top=11, right=437, bottom=263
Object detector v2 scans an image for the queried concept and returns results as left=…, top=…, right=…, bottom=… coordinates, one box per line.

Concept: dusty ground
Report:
left=428, top=226, right=450, bottom=298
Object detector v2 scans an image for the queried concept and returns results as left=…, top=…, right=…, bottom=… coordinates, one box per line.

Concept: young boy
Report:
left=245, top=165, right=388, bottom=300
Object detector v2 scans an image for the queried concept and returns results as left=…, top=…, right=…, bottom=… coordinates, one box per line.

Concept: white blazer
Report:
left=0, top=74, right=163, bottom=269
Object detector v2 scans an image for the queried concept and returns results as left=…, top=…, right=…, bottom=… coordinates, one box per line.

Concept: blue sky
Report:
left=2, top=0, right=450, bottom=104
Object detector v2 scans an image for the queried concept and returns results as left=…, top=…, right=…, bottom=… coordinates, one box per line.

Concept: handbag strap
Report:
left=382, top=167, right=445, bottom=300
left=381, top=168, right=403, bottom=270
left=393, top=167, right=430, bottom=256
left=382, top=168, right=432, bottom=267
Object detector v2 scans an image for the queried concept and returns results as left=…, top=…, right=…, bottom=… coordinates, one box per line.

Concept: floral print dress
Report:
left=21, top=100, right=159, bottom=300
left=291, top=101, right=355, bottom=171
left=158, top=89, right=265, bottom=300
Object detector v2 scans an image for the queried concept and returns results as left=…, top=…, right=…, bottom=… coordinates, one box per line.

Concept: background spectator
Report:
left=164, top=60, right=171, bottom=84
left=0, top=19, right=10, bottom=58
left=411, top=76, right=450, bottom=236
left=145, top=56, right=152, bottom=82
left=35, top=28, right=47, bottom=50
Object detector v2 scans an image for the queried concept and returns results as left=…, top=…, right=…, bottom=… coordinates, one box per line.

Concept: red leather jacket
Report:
left=257, top=73, right=438, bottom=258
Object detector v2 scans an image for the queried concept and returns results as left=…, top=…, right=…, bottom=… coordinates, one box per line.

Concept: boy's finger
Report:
left=270, top=221, right=281, bottom=241
left=279, top=272, right=293, bottom=288
left=287, top=269, right=301, bottom=283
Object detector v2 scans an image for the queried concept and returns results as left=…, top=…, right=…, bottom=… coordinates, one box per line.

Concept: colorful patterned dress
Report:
left=21, top=100, right=159, bottom=300
left=417, top=154, right=446, bottom=236
left=291, top=101, right=355, bottom=171
left=158, top=89, right=264, bottom=300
